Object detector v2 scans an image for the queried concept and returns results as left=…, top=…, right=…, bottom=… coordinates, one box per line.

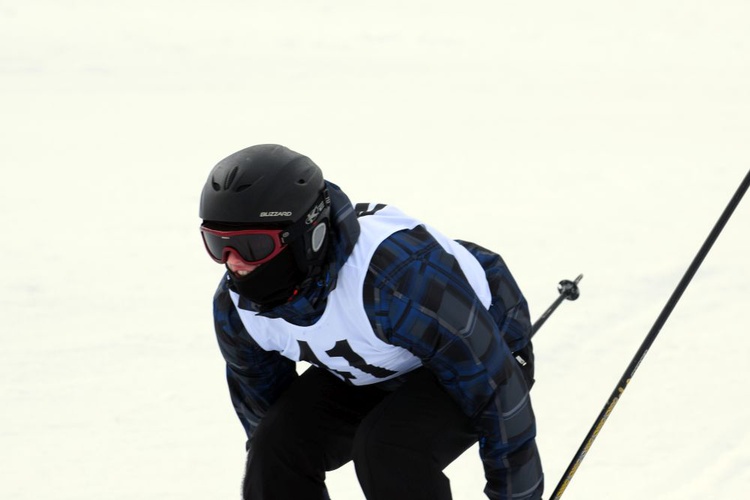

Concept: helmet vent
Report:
left=211, top=177, right=221, bottom=191
left=297, top=178, right=306, bottom=185
left=224, top=166, right=239, bottom=189
left=235, top=183, right=253, bottom=192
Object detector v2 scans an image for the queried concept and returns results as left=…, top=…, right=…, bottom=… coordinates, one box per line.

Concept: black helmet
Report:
left=199, top=144, right=324, bottom=225
left=200, top=144, right=331, bottom=272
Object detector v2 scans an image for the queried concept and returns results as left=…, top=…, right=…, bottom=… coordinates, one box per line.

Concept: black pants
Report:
left=243, top=367, right=478, bottom=500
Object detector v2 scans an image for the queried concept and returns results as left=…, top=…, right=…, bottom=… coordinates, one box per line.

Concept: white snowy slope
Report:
left=1, top=1, right=748, bottom=499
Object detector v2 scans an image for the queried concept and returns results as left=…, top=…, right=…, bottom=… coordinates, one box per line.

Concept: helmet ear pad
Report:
left=310, top=222, right=327, bottom=254
left=289, top=214, right=331, bottom=274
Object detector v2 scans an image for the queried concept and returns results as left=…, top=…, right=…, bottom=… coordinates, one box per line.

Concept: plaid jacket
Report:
left=211, top=184, right=543, bottom=500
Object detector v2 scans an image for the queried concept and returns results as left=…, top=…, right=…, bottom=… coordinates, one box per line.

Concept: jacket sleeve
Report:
left=212, top=274, right=298, bottom=445
left=364, top=227, right=543, bottom=500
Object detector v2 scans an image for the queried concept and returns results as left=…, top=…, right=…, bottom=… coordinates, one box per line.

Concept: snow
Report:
left=1, top=1, right=748, bottom=498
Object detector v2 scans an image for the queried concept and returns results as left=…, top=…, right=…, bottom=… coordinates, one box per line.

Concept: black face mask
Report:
left=227, top=246, right=306, bottom=311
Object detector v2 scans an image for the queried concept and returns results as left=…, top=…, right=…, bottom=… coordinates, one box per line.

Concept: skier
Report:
left=199, top=144, right=543, bottom=500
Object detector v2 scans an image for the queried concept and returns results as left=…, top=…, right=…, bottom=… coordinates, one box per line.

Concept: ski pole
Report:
left=532, top=274, right=584, bottom=337
left=515, top=275, right=583, bottom=367
left=549, top=169, right=750, bottom=500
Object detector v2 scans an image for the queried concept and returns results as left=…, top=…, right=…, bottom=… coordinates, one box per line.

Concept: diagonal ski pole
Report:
left=549, top=169, right=750, bottom=500
left=532, top=274, right=583, bottom=337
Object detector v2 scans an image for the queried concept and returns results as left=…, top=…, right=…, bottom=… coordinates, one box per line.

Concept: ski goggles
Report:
left=201, top=188, right=332, bottom=266
left=200, top=226, right=289, bottom=266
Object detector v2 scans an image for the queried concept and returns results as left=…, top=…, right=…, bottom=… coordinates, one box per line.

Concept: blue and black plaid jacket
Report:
left=212, top=183, right=543, bottom=500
